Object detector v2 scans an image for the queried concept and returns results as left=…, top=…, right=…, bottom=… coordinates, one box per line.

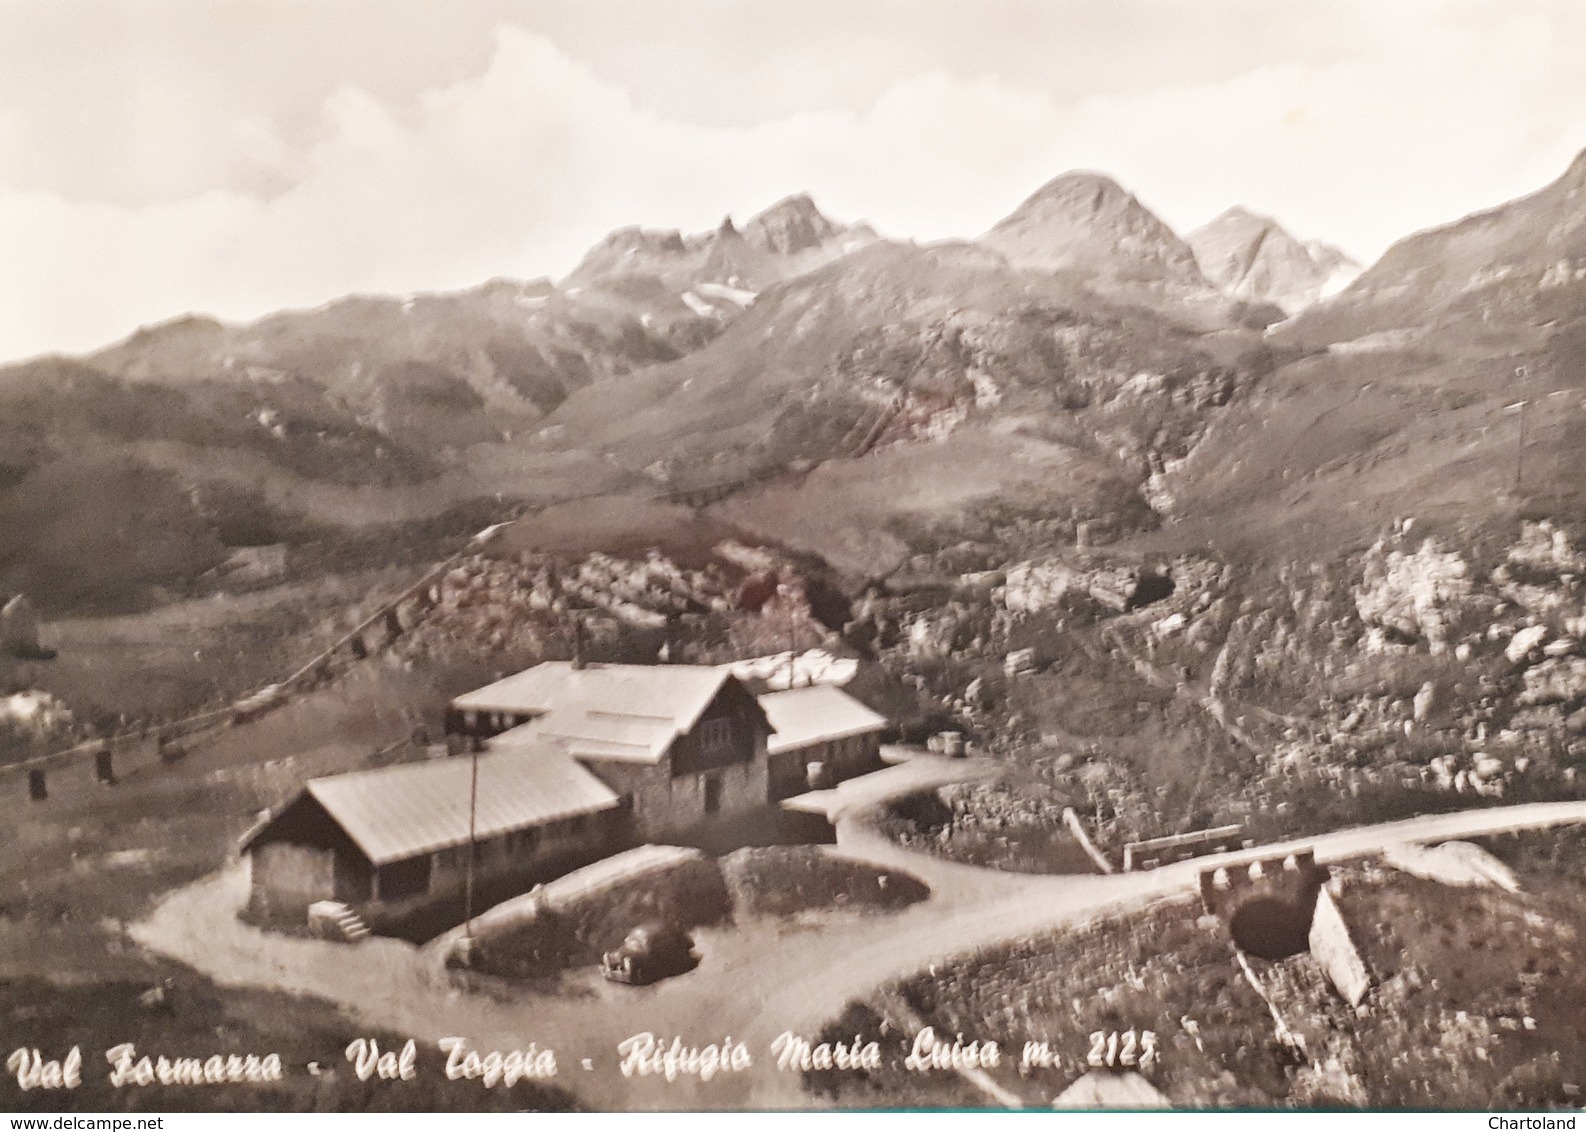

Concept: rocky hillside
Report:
left=566, top=193, right=876, bottom=294
left=1287, top=149, right=1586, bottom=346
left=540, top=234, right=1277, bottom=573
left=840, top=511, right=1586, bottom=863
left=9, top=150, right=1586, bottom=663
left=386, top=535, right=850, bottom=675
left=89, top=195, right=874, bottom=436
left=0, top=196, right=873, bottom=612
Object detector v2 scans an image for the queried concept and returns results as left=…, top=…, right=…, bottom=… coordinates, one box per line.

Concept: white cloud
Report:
left=0, top=10, right=1583, bottom=362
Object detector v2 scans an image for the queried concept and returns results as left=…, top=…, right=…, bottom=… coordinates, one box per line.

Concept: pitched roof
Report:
left=452, top=662, right=732, bottom=730
left=460, top=662, right=770, bottom=765
left=290, top=748, right=620, bottom=866
left=758, top=685, right=886, bottom=755
left=494, top=707, right=681, bottom=764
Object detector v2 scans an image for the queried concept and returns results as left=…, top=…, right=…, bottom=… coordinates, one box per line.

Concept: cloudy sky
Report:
left=0, top=0, right=1583, bottom=362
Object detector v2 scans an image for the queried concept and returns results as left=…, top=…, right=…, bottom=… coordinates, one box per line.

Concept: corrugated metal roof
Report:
left=458, top=662, right=773, bottom=765
left=525, top=707, right=680, bottom=763
left=302, top=748, right=619, bottom=866
left=452, top=662, right=733, bottom=733
left=491, top=708, right=678, bottom=764
left=759, top=685, right=886, bottom=755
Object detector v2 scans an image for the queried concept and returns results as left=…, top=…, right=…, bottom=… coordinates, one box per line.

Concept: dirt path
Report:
left=131, top=796, right=1586, bottom=1110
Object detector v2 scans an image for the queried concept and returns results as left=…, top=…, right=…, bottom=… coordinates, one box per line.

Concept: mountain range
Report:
left=4, top=149, right=1586, bottom=610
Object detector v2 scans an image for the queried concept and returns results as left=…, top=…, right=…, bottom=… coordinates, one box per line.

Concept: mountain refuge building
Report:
left=242, top=660, right=888, bottom=929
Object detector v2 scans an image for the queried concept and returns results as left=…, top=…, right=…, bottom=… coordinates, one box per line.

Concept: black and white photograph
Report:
left=5, top=0, right=1586, bottom=1116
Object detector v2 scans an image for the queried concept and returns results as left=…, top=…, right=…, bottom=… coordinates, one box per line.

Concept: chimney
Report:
left=661, top=612, right=680, bottom=663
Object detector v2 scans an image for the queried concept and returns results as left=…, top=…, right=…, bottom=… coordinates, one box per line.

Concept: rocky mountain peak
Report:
left=743, top=193, right=839, bottom=254
left=1203, top=205, right=1275, bottom=234
left=596, top=225, right=689, bottom=257
left=979, top=170, right=1211, bottom=291
left=1188, top=207, right=1357, bottom=313
left=1008, top=171, right=1136, bottom=217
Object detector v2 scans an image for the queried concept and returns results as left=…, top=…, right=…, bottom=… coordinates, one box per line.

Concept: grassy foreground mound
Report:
left=465, top=845, right=928, bottom=981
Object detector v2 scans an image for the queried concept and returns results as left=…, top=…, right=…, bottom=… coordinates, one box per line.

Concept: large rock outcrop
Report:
left=0, top=594, right=54, bottom=660
left=1354, top=539, right=1474, bottom=654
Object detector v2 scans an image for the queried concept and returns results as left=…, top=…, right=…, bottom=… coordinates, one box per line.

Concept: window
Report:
left=674, top=712, right=745, bottom=776
left=699, top=717, right=732, bottom=753
left=379, top=856, right=431, bottom=900
left=704, top=773, right=723, bottom=815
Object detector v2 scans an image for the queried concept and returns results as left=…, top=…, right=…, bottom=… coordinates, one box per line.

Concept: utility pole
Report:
left=464, top=742, right=480, bottom=941
left=1515, top=366, right=1530, bottom=493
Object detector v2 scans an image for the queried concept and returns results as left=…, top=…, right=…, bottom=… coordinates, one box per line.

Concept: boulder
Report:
left=1383, top=841, right=1519, bottom=892
left=1517, top=657, right=1586, bottom=705
left=1506, top=624, right=1549, bottom=665
left=1000, top=560, right=1081, bottom=613
left=1510, top=705, right=1567, bottom=732
left=1003, top=648, right=1037, bottom=677
left=1507, top=520, right=1586, bottom=577
left=0, top=595, right=53, bottom=660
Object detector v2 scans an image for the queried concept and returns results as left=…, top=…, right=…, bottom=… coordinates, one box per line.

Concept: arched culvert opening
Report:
left=1228, top=895, right=1315, bottom=959
left=1127, top=573, right=1175, bottom=610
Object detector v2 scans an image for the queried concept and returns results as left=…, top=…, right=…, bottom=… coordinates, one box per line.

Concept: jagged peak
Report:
left=593, top=225, right=688, bottom=255
left=743, top=192, right=840, bottom=254
left=748, top=192, right=826, bottom=226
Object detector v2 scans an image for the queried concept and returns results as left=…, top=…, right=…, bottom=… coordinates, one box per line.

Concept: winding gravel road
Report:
left=133, top=764, right=1586, bottom=1111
